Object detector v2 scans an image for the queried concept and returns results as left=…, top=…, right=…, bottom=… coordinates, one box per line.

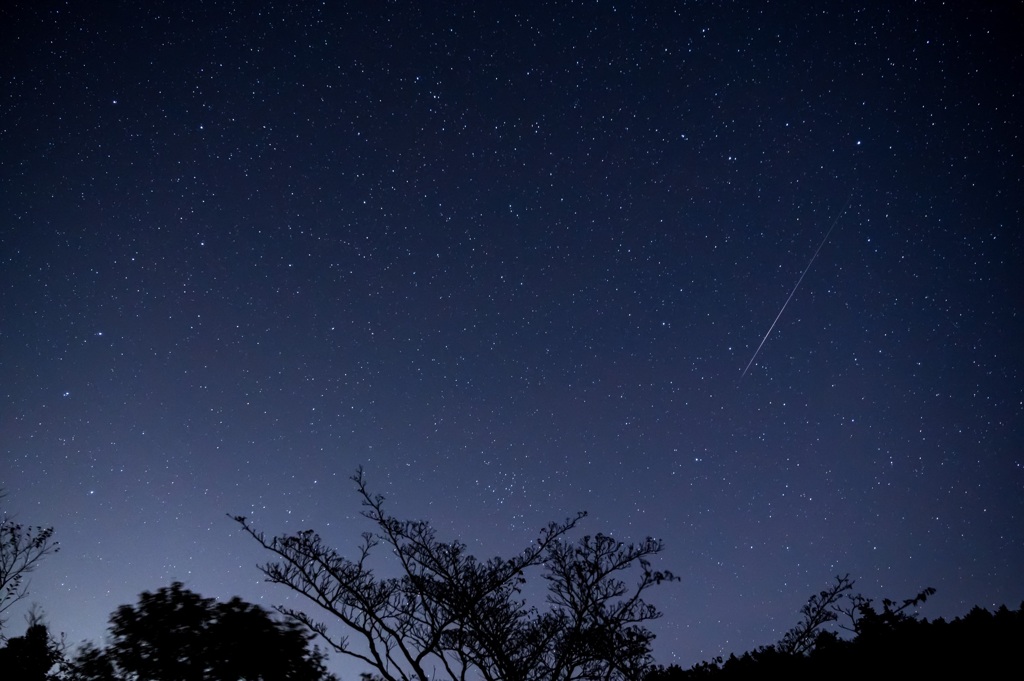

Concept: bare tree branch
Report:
left=232, top=468, right=676, bottom=681
left=1, top=491, right=59, bottom=636
left=776, top=574, right=854, bottom=655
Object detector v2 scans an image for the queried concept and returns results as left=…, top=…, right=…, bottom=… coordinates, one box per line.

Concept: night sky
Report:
left=2, top=1, right=1022, bottom=675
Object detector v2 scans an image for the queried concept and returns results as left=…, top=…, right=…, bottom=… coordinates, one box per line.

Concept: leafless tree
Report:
left=234, top=469, right=677, bottom=681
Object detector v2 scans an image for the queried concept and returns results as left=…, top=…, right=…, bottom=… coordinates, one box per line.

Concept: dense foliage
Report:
left=648, top=576, right=1024, bottom=679
left=65, top=582, right=337, bottom=681
left=0, top=618, right=64, bottom=681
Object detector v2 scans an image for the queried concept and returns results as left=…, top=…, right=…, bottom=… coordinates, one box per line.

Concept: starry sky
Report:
left=2, top=0, right=1022, bottom=675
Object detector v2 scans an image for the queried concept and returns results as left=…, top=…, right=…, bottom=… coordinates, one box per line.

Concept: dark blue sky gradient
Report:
left=2, top=2, right=1021, bottom=676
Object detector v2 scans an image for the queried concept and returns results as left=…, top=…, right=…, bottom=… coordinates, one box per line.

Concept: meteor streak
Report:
left=740, top=193, right=854, bottom=378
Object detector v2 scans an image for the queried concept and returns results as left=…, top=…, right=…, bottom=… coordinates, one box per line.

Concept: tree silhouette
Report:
left=67, top=582, right=337, bottom=681
left=234, top=468, right=677, bottom=681
left=0, top=609, right=64, bottom=681
left=642, top=576, right=1024, bottom=680
left=1, top=491, right=58, bottom=635
left=776, top=574, right=854, bottom=655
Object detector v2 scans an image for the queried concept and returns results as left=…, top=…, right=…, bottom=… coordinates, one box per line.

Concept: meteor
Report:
left=740, top=193, right=854, bottom=379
